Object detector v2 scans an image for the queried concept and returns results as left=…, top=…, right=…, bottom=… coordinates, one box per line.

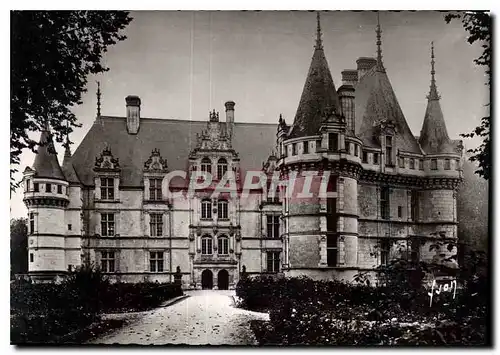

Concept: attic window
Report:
left=292, top=143, right=297, bottom=156
left=455, top=159, right=460, bottom=170
left=362, top=151, right=368, bottom=163
left=316, top=139, right=322, bottom=152
left=57, top=185, right=62, bottom=194
left=46, top=183, right=52, bottom=193
left=385, top=136, right=393, bottom=166
left=444, top=159, right=451, bottom=170
left=373, top=153, right=379, bottom=165
left=419, top=159, right=424, bottom=170
left=409, top=159, right=415, bottom=170
left=34, top=183, right=39, bottom=192
left=431, top=159, right=438, bottom=170
left=345, top=142, right=350, bottom=154
left=354, top=145, right=359, bottom=157
left=25, top=179, right=30, bottom=192
left=399, top=157, right=405, bottom=168
left=303, top=141, right=309, bottom=154
left=328, top=133, right=338, bottom=152
left=100, top=178, right=115, bottom=200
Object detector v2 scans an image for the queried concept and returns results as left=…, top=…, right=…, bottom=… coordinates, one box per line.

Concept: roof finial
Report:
left=427, top=41, right=440, bottom=100
left=96, top=81, right=101, bottom=118
left=375, top=11, right=385, bottom=72
left=64, top=120, right=71, bottom=157
left=315, top=11, right=323, bottom=50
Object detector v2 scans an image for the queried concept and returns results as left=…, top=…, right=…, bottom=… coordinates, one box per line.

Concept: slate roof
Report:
left=287, top=40, right=342, bottom=139
left=32, top=130, right=66, bottom=180
left=419, top=99, right=455, bottom=154
left=62, top=146, right=81, bottom=184
left=354, top=66, right=422, bottom=154
left=71, top=117, right=278, bottom=187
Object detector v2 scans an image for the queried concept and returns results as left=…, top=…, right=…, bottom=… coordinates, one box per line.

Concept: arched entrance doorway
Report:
left=217, top=269, right=229, bottom=290
left=201, top=269, right=213, bottom=289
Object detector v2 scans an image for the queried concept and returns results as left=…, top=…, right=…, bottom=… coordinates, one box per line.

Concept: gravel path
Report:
left=90, top=290, right=269, bottom=345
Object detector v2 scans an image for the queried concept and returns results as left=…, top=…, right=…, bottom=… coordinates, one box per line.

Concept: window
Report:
left=150, top=251, right=164, bottom=272
left=345, top=142, right=350, bottom=154
left=149, top=178, right=162, bottom=201
left=316, top=139, right=322, bottom=152
left=410, top=158, right=415, bottom=170
left=217, top=236, right=229, bottom=255
left=327, top=174, right=337, bottom=193
left=34, top=183, right=39, bottom=192
left=25, top=179, right=30, bottom=192
left=29, top=212, right=35, bottom=234
left=373, top=153, right=379, bottom=165
left=57, top=185, right=62, bottom=194
left=380, top=240, right=390, bottom=265
left=101, top=251, right=115, bottom=272
left=30, top=253, right=34, bottom=263
left=101, top=213, right=115, bottom=237
left=201, top=199, right=212, bottom=219
left=267, top=187, right=280, bottom=203
left=398, top=206, right=402, bottom=218
left=419, top=159, right=424, bottom=170
left=399, top=157, right=405, bottom=168
left=68, top=224, right=72, bottom=231
left=150, top=213, right=163, bottom=237
left=444, top=159, right=451, bottom=170
left=362, top=151, right=368, bottom=163
left=354, top=145, right=359, bottom=157
left=292, top=143, right=297, bottom=155
left=410, top=238, right=420, bottom=263
left=201, top=235, right=213, bottom=255
left=217, top=200, right=229, bottom=220
left=46, top=183, right=52, bottom=193
left=328, top=133, right=338, bottom=152
left=266, top=251, right=280, bottom=273
left=431, top=159, right=438, bottom=170
left=455, top=159, right=460, bottom=170
left=410, top=190, right=419, bottom=221
left=100, top=178, right=114, bottom=200
left=385, top=136, right=393, bottom=166
left=303, top=141, right=309, bottom=154
left=327, top=197, right=338, bottom=266
left=380, top=187, right=390, bottom=220
left=201, top=157, right=212, bottom=174
left=217, top=158, right=228, bottom=180
left=266, top=215, right=280, bottom=239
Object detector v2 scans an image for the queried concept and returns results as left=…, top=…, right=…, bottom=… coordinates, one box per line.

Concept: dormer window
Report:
left=149, top=178, right=162, bottom=201
left=217, top=158, right=228, bottom=180
left=100, top=178, right=114, bottom=200
left=385, top=136, right=393, bottom=166
left=201, top=157, right=212, bottom=174
left=328, top=133, right=338, bottom=152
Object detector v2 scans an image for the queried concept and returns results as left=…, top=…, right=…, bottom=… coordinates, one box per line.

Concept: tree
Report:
left=445, top=11, right=491, bottom=180
left=11, top=218, right=28, bottom=279
left=10, top=11, right=132, bottom=191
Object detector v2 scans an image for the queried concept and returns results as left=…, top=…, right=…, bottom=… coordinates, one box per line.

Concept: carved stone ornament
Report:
left=144, top=148, right=168, bottom=173
left=235, top=232, right=241, bottom=241
left=94, top=146, right=120, bottom=171
left=213, top=226, right=218, bottom=235
left=229, top=223, right=235, bottom=236
left=196, top=225, right=202, bottom=236
left=189, top=233, right=195, bottom=241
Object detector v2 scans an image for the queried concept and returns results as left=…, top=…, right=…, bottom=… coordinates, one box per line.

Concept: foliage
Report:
left=238, top=250, right=489, bottom=345
left=10, top=11, right=132, bottom=191
left=10, top=265, right=183, bottom=344
left=10, top=218, right=28, bottom=279
left=445, top=11, right=491, bottom=180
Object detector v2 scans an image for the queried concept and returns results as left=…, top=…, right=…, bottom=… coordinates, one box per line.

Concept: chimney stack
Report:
left=356, top=57, right=377, bottom=80
left=225, top=101, right=235, bottom=140
left=125, top=95, right=141, bottom=134
left=341, top=70, right=358, bottom=87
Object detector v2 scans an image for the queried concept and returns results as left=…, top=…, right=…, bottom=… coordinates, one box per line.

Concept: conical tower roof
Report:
left=62, top=140, right=81, bottom=184
left=419, top=43, right=454, bottom=154
left=355, top=14, right=422, bottom=154
left=288, top=12, right=342, bottom=139
left=32, top=127, right=66, bottom=180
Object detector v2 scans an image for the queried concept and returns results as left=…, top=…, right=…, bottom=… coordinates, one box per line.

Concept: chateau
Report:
left=22, top=14, right=463, bottom=288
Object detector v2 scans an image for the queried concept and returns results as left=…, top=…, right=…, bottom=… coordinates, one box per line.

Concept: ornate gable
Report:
left=94, top=146, right=120, bottom=172
left=144, top=148, right=168, bottom=173
left=191, top=110, right=234, bottom=154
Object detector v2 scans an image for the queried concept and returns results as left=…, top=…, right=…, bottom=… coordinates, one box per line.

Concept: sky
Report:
left=10, top=10, right=489, bottom=218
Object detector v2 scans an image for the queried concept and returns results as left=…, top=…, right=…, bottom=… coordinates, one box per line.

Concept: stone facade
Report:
left=22, top=14, right=465, bottom=286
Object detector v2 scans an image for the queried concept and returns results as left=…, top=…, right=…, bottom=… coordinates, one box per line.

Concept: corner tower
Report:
left=23, top=125, right=70, bottom=281
left=278, top=12, right=362, bottom=280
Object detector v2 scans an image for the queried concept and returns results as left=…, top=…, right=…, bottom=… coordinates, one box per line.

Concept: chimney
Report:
left=225, top=101, right=235, bottom=140
left=341, top=70, right=358, bottom=87
left=356, top=57, right=377, bottom=80
left=125, top=95, right=141, bottom=134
